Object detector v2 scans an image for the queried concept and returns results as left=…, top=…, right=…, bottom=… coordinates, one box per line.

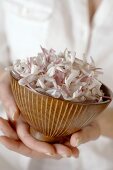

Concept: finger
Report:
left=64, top=141, right=79, bottom=158
left=0, top=117, right=18, bottom=140
left=16, top=118, right=56, bottom=155
left=70, top=122, right=100, bottom=147
left=0, top=136, right=50, bottom=159
left=0, top=72, right=19, bottom=121
left=53, top=144, right=72, bottom=158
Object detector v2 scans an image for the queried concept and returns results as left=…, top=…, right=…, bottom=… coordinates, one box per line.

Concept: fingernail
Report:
left=61, top=154, right=68, bottom=158
left=12, top=111, right=19, bottom=121
left=0, top=129, right=4, bottom=137
left=46, top=153, right=53, bottom=156
left=61, top=153, right=72, bottom=158
left=75, top=138, right=82, bottom=147
left=73, top=154, right=79, bottom=159
left=12, top=113, right=15, bottom=121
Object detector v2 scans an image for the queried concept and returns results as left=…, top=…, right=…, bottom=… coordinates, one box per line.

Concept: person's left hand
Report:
left=70, top=119, right=100, bottom=147
left=16, top=117, right=101, bottom=157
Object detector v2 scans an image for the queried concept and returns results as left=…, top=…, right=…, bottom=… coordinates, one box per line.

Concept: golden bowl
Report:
left=11, top=74, right=112, bottom=143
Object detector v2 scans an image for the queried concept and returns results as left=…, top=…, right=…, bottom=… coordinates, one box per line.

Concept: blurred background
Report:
left=0, top=0, right=113, bottom=170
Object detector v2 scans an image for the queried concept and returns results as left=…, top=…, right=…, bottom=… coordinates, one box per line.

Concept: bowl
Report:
left=10, top=74, right=112, bottom=143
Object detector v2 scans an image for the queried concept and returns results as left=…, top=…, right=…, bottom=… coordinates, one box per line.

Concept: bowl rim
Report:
left=10, top=72, right=113, bottom=106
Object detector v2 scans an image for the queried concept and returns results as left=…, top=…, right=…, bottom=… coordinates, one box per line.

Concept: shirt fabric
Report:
left=0, top=0, right=113, bottom=170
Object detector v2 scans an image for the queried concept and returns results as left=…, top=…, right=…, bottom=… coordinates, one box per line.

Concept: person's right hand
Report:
left=0, top=71, right=79, bottom=159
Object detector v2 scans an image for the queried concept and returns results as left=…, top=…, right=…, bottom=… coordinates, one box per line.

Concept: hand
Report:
left=70, top=120, right=100, bottom=147
left=0, top=72, right=79, bottom=159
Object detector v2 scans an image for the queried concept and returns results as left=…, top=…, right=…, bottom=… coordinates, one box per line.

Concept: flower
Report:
left=11, top=47, right=104, bottom=103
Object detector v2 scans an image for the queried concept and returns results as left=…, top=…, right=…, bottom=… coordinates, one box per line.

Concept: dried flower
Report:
left=10, top=47, right=104, bottom=103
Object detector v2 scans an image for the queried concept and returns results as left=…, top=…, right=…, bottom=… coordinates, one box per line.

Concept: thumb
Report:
left=70, top=122, right=100, bottom=147
left=0, top=72, right=20, bottom=121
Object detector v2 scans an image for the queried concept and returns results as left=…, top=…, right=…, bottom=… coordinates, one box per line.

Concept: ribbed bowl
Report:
left=11, top=75, right=112, bottom=143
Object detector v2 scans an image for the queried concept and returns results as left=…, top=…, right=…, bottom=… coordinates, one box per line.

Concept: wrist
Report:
left=0, top=66, right=4, bottom=76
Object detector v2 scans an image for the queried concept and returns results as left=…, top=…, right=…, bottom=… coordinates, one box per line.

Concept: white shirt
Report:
left=0, top=0, right=113, bottom=170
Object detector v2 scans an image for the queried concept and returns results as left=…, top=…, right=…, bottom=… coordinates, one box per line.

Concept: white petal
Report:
left=31, top=64, right=39, bottom=74
left=18, top=78, right=28, bottom=86
left=47, top=66, right=56, bottom=77
left=56, top=66, right=65, bottom=72
left=46, top=89, right=61, bottom=98
left=70, top=51, right=76, bottom=64
left=35, top=87, right=45, bottom=93
left=37, top=79, right=46, bottom=89
left=65, top=70, right=79, bottom=87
